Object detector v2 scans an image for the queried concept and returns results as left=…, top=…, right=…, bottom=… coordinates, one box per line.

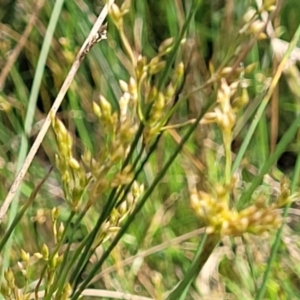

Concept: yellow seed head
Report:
left=21, top=249, right=30, bottom=263
left=41, top=244, right=49, bottom=260
left=93, top=101, right=102, bottom=118
left=69, top=157, right=80, bottom=170
left=249, top=20, right=265, bottom=35
left=158, top=37, right=174, bottom=55
left=119, top=80, right=128, bottom=93
left=99, top=95, right=112, bottom=118
left=4, top=269, right=15, bottom=286
left=51, top=207, right=60, bottom=222
left=121, top=0, right=131, bottom=14
left=110, top=3, right=122, bottom=25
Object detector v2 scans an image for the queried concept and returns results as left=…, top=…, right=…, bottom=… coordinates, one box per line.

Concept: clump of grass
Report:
left=1, top=0, right=300, bottom=299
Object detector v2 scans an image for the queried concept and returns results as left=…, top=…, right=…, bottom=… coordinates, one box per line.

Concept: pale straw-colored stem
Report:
left=0, top=1, right=114, bottom=224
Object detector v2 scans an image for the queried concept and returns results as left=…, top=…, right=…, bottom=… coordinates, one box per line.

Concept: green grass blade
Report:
left=238, top=113, right=300, bottom=210
left=232, top=23, right=300, bottom=175
left=0, top=0, right=65, bottom=283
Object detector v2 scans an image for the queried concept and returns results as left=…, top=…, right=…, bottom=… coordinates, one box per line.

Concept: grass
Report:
left=1, top=0, right=300, bottom=299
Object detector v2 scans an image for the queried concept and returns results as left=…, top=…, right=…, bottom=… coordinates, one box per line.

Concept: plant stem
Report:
left=167, top=233, right=219, bottom=300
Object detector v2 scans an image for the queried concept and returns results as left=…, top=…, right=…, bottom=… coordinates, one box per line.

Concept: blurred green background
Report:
left=1, top=0, right=300, bottom=299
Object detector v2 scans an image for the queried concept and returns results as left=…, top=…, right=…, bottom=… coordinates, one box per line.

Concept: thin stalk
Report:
left=157, top=0, right=202, bottom=91
left=255, top=203, right=290, bottom=300
left=0, top=168, right=52, bottom=252
left=55, top=235, right=89, bottom=297
left=41, top=211, right=77, bottom=300
left=68, top=190, right=119, bottom=286
left=167, top=233, right=219, bottom=300
left=223, top=131, right=232, bottom=186
left=291, top=144, right=300, bottom=193
left=255, top=125, right=300, bottom=300
left=41, top=181, right=93, bottom=297
left=242, top=235, right=258, bottom=293
left=54, top=206, right=94, bottom=294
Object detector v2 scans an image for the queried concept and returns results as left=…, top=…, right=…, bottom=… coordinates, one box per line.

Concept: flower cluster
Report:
left=51, top=115, right=87, bottom=211
left=92, top=181, right=144, bottom=249
left=190, top=185, right=283, bottom=236
left=190, top=74, right=297, bottom=237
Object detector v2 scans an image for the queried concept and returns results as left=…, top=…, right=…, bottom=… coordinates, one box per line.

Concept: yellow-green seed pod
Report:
left=218, top=78, right=231, bottom=108
left=4, top=269, right=15, bottom=288
left=41, top=244, right=49, bottom=261
left=54, top=154, right=63, bottom=173
left=263, top=0, right=276, bottom=11
left=128, top=76, right=137, bottom=91
left=149, top=60, right=166, bottom=75
left=158, top=37, right=174, bottom=55
left=172, top=62, right=184, bottom=87
left=110, top=3, right=122, bottom=24
left=110, top=208, right=119, bottom=224
left=121, top=0, right=131, bottom=14
left=21, top=249, right=30, bottom=263
left=72, top=187, right=84, bottom=207
left=82, top=149, right=92, bottom=165
left=136, top=55, right=147, bottom=79
left=34, top=252, right=43, bottom=260
left=99, top=95, right=112, bottom=118
left=51, top=207, right=60, bottom=222
left=244, top=62, right=257, bottom=73
left=201, top=111, right=218, bottom=124
left=58, top=222, right=65, bottom=241
left=61, top=283, right=72, bottom=300
left=0, top=95, right=12, bottom=112
left=154, top=92, right=165, bottom=111
left=131, top=181, right=139, bottom=198
left=78, top=168, right=87, bottom=189
left=110, top=145, right=124, bottom=163
left=243, top=7, right=257, bottom=23
left=57, top=254, right=64, bottom=265
left=55, top=118, right=68, bottom=139
left=249, top=20, right=265, bottom=35
left=17, top=261, right=24, bottom=272
left=147, top=86, right=158, bottom=103
left=93, top=101, right=102, bottom=118
left=107, top=226, right=121, bottom=234
left=119, top=80, right=128, bottom=93
left=61, top=170, right=70, bottom=183
left=232, top=88, right=249, bottom=111
left=0, top=282, right=10, bottom=298
left=50, top=253, right=59, bottom=270
left=149, top=56, right=160, bottom=66
left=118, top=201, right=128, bottom=216
left=66, top=133, right=73, bottom=153
left=69, top=157, right=80, bottom=170
left=220, top=67, right=233, bottom=75
left=126, top=193, right=134, bottom=207
left=165, top=84, right=175, bottom=103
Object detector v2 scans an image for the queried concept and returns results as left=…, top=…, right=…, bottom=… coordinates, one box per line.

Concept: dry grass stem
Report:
left=0, top=1, right=114, bottom=224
